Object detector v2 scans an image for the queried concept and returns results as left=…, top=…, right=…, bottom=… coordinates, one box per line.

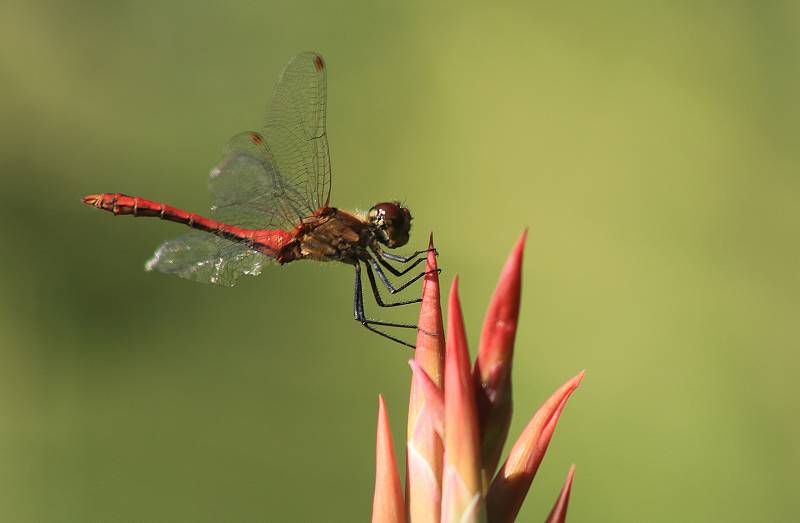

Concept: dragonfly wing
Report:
left=145, top=232, right=272, bottom=287
left=264, top=52, right=331, bottom=213
left=207, top=52, right=330, bottom=229
left=147, top=52, right=330, bottom=286
left=209, top=131, right=306, bottom=229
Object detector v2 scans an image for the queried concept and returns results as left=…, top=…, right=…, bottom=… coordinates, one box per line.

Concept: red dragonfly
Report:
left=83, top=52, right=435, bottom=348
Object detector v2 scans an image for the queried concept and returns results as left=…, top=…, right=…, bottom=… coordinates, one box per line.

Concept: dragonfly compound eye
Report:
left=370, top=202, right=411, bottom=248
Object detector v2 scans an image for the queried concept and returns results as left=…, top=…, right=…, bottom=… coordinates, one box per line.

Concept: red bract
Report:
left=486, top=371, right=584, bottom=522
left=371, top=232, right=585, bottom=522
left=441, top=279, right=485, bottom=522
left=545, top=465, right=576, bottom=523
left=474, top=230, right=526, bottom=485
left=372, top=395, right=406, bottom=523
left=406, top=235, right=445, bottom=522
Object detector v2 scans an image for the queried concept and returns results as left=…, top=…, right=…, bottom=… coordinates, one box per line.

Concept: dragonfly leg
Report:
left=364, top=260, right=422, bottom=307
left=353, top=263, right=416, bottom=349
left=368, top=255, right=441, bottom=295
left=378, top=255, right=425, bottom=277
left=380, top=248, right=438, bottom=264
left=371, top=246, right=438, bottom=277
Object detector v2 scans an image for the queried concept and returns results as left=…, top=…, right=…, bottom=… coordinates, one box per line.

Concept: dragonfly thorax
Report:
left=368, top=202, right=412, bottom=249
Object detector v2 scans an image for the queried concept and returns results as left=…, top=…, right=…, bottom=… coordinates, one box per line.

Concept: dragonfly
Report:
left=82, top=52, right=436, bottom=348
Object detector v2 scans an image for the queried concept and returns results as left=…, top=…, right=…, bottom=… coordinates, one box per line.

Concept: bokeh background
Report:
left=1, top=1, right=798, bottom=521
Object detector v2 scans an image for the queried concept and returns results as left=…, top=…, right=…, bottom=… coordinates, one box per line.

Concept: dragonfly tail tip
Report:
left=82, top=194, right=100, bottom=206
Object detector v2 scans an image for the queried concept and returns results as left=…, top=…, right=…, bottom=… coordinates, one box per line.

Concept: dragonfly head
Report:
left=369, top=202, right=412, bottom=248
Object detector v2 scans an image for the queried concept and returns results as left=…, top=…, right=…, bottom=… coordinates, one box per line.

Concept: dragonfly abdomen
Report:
left=82, top=193, right=293, bottom=255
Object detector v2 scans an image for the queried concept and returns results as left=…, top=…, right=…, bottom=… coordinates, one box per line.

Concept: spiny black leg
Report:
left=368, top=256, right=440, bottom=295
left=371, top=247, right=437, bottom=277
left=381, top=248, right=437, bottom=264
left=353, top=263, right=417, bottom=349
left=364, top=260, right=422, bottom=308
left=353, top=262, right=365, bottom=320
left=363, top=323, right=416, bottom=349
left=378, top=255, right=426, bottom=277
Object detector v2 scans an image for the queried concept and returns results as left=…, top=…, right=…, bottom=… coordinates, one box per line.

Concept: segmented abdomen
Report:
left=82, top=193, right=294, bottom=255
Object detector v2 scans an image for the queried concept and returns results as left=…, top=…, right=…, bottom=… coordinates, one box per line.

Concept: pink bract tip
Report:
left=487, top=371, right=585, bottom=522
left=372, top=395, right=406, bottom=523
left=545, top=464, right=576, bottom=523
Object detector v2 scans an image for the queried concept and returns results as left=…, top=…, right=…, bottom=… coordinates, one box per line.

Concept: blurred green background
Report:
left=1, top=1, right=798, bottom=521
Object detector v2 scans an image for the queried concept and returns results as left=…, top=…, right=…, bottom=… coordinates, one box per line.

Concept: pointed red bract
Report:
left=406, top=234, right=445, bottom=522
left=545, top=464, right=576, bottom=523
left=441, top=278, right=485, bottom=522
left=474, top=230, right=527, bottom=483
left=414, top=233, right=445, bottom=385
left=372, top=395, right=406, bottom=523
left=487, top=371, right=585, bottom=523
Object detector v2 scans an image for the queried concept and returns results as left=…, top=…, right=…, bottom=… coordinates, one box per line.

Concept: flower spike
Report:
left=369, top=233, right=584, bottom=523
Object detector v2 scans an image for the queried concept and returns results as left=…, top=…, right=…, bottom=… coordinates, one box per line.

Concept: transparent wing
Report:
left=209, top=131, right=307, bottom=229
left=145, top=232, right=272, bottom=287
left=143, top=52, right=332, bottom=287
left=206, top=52, right=330, bottom=229
left=264, top=51, right=331, bottom=213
